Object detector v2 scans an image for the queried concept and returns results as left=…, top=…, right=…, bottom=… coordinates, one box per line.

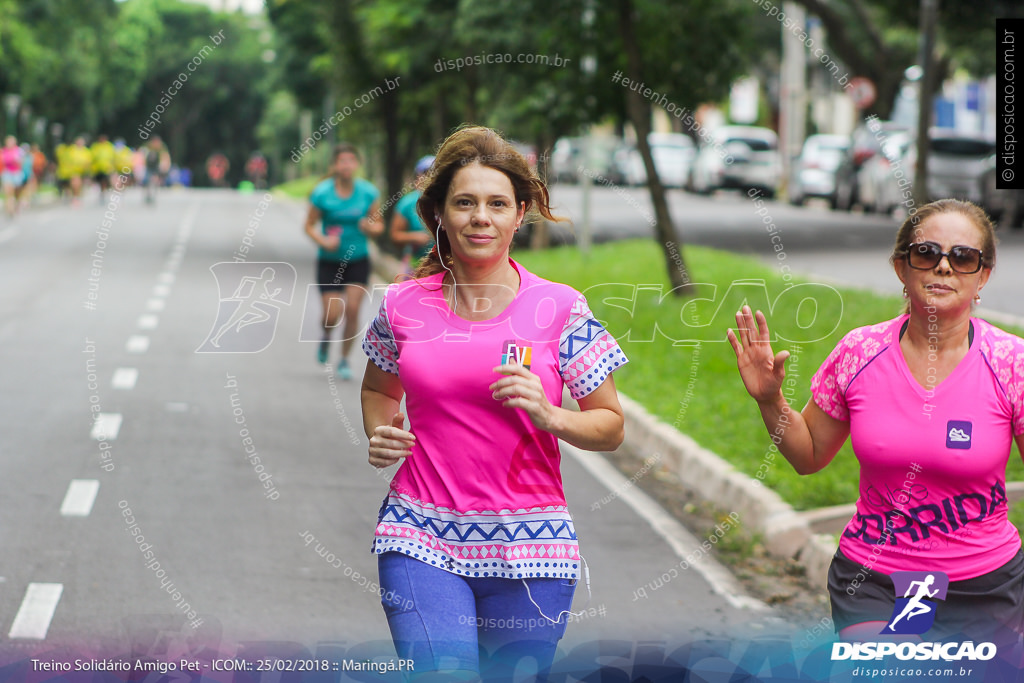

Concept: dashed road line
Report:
left=125, top=335, right=150, bottom=353
left=112, top=368, right=138, bottom=390
left=90, top=413, right=123, bottom=441
left=60, top=480, right=100, bottom=517
left=8, top=583, right=63, bottom=639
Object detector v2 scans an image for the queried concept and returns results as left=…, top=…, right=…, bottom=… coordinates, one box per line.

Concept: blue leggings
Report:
left=378, top=552, right=576, bottom=678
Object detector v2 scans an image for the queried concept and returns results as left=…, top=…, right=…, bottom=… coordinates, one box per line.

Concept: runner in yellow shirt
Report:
left=55, top=142, right=73, bottom=201
left=90, top=134, right=116, bottom=200
left=67, top=137, right=92, bottom=206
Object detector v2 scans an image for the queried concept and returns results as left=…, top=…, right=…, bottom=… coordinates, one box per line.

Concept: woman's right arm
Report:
left=304, top=204, right=336, bottom=251
left=728, top=305, right=849, bottom=475
left=361, top=361, right=415, bottom=468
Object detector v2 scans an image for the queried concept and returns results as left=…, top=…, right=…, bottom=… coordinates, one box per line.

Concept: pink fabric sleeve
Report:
left=809, top=330, right=868, bottom=422
left=982, top=323, right=1024, bottom=436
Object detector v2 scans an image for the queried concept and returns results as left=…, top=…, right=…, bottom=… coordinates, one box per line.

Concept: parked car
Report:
left=856, top=130, right=913, bottom=214
left=608, top=133, right=695, bottom=188
left=788, top=134, right=849, bottom=207
left=689, top=125, right=780, bottom=197
left=549, top=136, right=619, bottom=183
left=833, top=120, right=909, bottom=211
left=861, top=128, right=996, bottom=216
left=926, top=130, right=996, bottom=204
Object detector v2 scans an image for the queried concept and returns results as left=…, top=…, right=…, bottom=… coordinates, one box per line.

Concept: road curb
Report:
left=617, top=393, right=837, bottom=586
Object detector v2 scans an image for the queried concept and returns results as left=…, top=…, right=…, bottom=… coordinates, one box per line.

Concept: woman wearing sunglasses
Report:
left=729, top=198, right=1024, bottom=644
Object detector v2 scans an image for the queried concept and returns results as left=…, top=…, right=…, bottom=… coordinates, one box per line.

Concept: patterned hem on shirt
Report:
left=373, top=493, right=581, bottom=580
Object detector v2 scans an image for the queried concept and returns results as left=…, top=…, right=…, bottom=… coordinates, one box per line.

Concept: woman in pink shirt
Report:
left=361, top=126, right=627, bottom=679
left=1, top=135, right=25, bottom=217
left=730, top=199, right=1024, bottom=645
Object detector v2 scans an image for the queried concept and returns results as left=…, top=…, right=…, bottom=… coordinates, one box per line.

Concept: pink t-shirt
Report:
left=1, top=146, right=23, bottom=173
left=362, top=260, right=628, bottom=580
left=811, top=315, right=1024, bottom=580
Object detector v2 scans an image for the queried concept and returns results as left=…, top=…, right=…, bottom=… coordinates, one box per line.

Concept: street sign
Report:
left=849, top=77, right=877, bottom=110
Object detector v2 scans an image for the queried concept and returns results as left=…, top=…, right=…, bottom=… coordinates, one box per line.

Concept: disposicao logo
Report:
left=831, top=569, right=997, bottom=663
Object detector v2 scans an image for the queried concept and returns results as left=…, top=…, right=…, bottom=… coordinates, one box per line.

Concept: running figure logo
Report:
left=881, top=571, right=949, bottom=635
left=197, top=262, right=296, bottom=353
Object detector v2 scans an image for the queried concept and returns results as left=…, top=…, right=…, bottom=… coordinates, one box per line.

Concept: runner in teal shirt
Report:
left=303, top=144, right=383, bottom=378
left=390, top=156, right=435, bottom=267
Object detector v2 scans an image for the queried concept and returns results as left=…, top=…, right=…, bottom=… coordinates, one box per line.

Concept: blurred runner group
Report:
left=1, top=133, right=175, bottom=215
left=1, top=133, right=269, bottom=217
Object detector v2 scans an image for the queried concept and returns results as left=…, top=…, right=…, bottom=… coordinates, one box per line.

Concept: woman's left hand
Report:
left=490, top=364, right=557, bottom=432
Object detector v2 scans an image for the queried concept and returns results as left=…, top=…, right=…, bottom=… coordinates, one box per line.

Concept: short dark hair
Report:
left=332, top=143, right=360, bottom=161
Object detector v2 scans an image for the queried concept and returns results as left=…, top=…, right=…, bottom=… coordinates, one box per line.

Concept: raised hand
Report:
left=726, top=305, right=790, bottom=403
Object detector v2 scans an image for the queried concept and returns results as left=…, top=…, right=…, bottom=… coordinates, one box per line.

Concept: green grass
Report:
left=514, top=239, right=1024, bottom=511
left=271, top=175, right=322, bottom=200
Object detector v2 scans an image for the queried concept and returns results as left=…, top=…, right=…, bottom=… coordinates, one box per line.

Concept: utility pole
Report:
left=913, top=0, right=939, bottom=208
left=780, top=3, right=807, bottom=201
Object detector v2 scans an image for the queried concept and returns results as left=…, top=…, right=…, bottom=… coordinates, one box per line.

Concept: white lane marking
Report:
left=112, top=367, right=138, bottom=390
left=60, top=479, right=100, bottom=516
left=158, top=273, right=175, bottom=284
left=137, top=314, right=159, bottom=330
left=126, top=335, right=149, bottom=353
left=562, top=443, right=768, bottom=611
left=8, top=583, right=63, bottom=639
left=145, top=298, right=165, bottom=312
left=0, top=227, right=18, bottom=244
left=91, top=413, right=123, bottom=441
left=153, top=284, right=171, bottom=297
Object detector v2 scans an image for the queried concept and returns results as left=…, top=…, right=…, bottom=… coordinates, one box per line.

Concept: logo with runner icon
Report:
left=197, top=262, right=296, bottom=353
left=881, top=571, right=949, bottom=635
left=946, top=420, right=972, bottom=449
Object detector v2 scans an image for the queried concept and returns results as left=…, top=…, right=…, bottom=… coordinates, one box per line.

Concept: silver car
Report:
left=866, top=128, right=996, bottom=216
left=788, top=134, right=849, bottom=207
left=611, top=133, right=695, bottom=188
left=689, top=125, right=780, bottom=197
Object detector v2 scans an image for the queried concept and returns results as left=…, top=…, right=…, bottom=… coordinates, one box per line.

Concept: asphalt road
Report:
left=0, top=188, right=811, bottom=673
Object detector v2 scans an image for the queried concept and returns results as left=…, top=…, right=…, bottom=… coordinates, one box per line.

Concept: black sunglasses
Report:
left=905, top=241, right=984, bottom=274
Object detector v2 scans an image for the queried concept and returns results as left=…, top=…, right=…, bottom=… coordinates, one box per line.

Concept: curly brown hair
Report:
left=411, top=125, right=565, bottom=279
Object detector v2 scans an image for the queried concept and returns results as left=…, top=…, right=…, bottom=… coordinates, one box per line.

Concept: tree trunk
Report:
left=913, top=0, right=939, bottom=208
left=380, top=88, right=403, bottom=257
left=617, top=0, right=695, bottom=296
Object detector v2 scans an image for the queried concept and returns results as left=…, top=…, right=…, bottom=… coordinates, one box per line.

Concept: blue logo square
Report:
left=946, top=420, right=972, bottom=449
left=881, top=571, right=949, bottom=635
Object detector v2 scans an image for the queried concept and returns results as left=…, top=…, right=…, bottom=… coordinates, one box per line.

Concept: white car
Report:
left=689, top=125, right=781, bottom=197
left=788, top=134, right=849, bottom=207
left=611, top=133, right=695, bottom=188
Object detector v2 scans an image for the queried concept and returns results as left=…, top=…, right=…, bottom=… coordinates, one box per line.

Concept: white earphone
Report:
left=435, top=212, right=457, bottom=315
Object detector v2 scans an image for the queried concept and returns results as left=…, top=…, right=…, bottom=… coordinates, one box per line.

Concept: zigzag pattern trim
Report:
left=378, top=503, right=578, bottom=543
